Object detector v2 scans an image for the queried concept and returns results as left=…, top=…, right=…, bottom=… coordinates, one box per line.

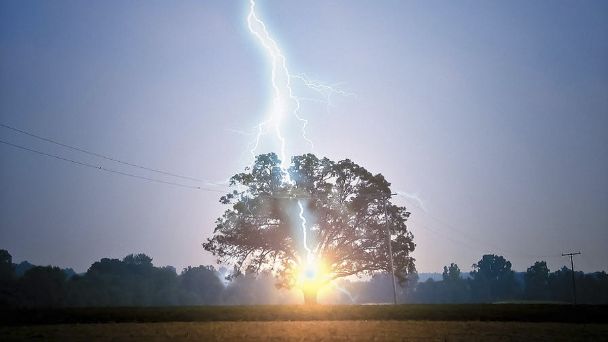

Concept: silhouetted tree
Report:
left=440, top=263, right=469, bottom=302
left=0, top=250, right=16, bottom=306
left=179, top=266, right=224, bottom=305
left=123, top=253, right=153, bottom=268
left=470, top=254, right=517, bottom=302
left=442, top=263, right=461, bottom=282
left=71, top=254, right=177, bottom=306
left=2, top=247, right=608, bottom=306
left=413, top=278, right=439, bottom=303
left=577, top=271, right=608, bottom=304
left=204, top=153, right=416, bottom=304
left=548, top=266, right=583, bottom=303
left=152, top=266, right=179, bottom=305
left=19, top=266, right=67, bottom=307
left=0, top=250, right=13, bottom=281
left=524, top=261, right=549, bottom=300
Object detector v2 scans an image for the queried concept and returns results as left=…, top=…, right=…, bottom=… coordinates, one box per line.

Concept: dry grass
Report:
left=2, top=304, right=607, bottom=325
left=2, top=320, right=607, bottom=341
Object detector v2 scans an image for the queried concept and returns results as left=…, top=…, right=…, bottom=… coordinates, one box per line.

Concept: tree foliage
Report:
left=442, top=263, right=461, bottom=282
left=1, top=248, right=608, bottom=307
left=524, top=261, right=550, bottom=299
left=470, top=254, right=518, bottom=301
left=203, top=153, right=416, bottom=291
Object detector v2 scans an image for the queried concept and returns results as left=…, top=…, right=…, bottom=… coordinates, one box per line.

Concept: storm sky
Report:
left=1, top=0, right=607, bottom=274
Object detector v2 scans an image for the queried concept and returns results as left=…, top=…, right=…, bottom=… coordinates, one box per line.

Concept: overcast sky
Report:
left=1, top=0, right=606, bottom=274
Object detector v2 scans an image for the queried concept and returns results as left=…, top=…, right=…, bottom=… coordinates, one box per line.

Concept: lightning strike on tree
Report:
left=241, top=1, right=426, bottom=303
left=246, top=0, right=351, bottom=269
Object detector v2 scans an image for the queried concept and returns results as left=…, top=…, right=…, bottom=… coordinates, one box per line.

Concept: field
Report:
left=1, top=305, right=607, bottom=341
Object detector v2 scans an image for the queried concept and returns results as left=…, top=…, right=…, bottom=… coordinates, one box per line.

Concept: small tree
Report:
left=0, top=249, right=16, bottom=306
left=20, top=266, right=67, bottom=307
left=524, top=261, right=549, bottom=300
left=179, top=266, right=224, bottom=305
left=204, top=153, right=416, bottom=304
left=0, top=249, right=14, bottom=285
left=470, top=254, right=517, bottom=302
left=439, top=263, right=469, bottom=303
left=442, top=263, right=461, bottom=282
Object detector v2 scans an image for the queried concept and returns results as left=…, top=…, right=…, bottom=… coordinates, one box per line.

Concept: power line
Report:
left=402, top=198, right=512, bottom=254
left=0, top=139, right=225, bottom=193
left=414, top=223, right=485, bottom=253
left=0, top=122, right=203, bottom=182
left=0, top=131, right=580, bottom=262
left=398, top=195, right=561, bottom=260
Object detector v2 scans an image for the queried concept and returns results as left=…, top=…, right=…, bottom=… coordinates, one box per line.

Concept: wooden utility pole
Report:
left=561, top=251, right=581, bottom=304
left=384, top=194, right=398, bottom=305
left=364, top=192, right=399, bottom=305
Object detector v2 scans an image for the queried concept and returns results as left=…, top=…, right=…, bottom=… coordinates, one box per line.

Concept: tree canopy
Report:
left=203, top=153, right=416, bottom=302
left=524, top=261, right=550, bottom=300
left=470, top=254, right=518, bottom=301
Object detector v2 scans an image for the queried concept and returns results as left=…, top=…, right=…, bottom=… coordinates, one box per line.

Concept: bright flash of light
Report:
left=295, top=201, right=333, bottom=293
left=295, top=258, right=330, bottom=292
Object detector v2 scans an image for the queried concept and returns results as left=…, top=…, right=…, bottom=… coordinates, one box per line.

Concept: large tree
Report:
left=204, top=153, right=416, bottom=304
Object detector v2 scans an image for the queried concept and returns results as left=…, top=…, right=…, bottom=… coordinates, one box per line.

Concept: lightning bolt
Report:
left=247, top=0, right=296, bottom=170
left=242, top=2, right=424, bottom=303
left=246, top=0, right=352, bottom=267
left=246, top=0, right=352, bottom=168
left=298, top=200, right=313, bottom=263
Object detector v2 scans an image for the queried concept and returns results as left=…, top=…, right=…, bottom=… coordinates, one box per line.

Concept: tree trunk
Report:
left=303, top=288, right=318, bottom=305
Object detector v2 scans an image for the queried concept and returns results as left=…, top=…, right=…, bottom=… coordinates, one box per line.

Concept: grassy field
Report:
left=2, top=321, right=608, bottom=341
left=1, top=305, right=607, bottom=341
left=1, top=304, right=606, bottom=325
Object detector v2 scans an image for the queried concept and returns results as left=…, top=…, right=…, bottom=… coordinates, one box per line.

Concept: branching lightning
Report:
left=246, top=0, right=352, bottom=168
left=245, top=0, right=357, bottom=300
left=246, top=0, right=349, bottom=267
left=240, top=1, right=428, bottom=304
left=247, top=0, right=296, bottom=169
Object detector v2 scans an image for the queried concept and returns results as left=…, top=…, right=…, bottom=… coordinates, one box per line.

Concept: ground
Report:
left=2, top=321, right=607, bottom=341
left=1, top=305, right=607, bottom=341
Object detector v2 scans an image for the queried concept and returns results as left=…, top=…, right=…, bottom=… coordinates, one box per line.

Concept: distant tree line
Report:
left=380, top=255, right=608, bottom=304
left=1, top=249, right=606, bottom=307
left=0, top=250, right=225, bottom=307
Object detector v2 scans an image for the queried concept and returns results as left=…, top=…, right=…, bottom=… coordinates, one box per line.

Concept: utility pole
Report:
left=362, top=192, right=399, bottom=305
left=384, top=193, right=398, bottom=305
left=561, top=251, right=581, bottom=305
